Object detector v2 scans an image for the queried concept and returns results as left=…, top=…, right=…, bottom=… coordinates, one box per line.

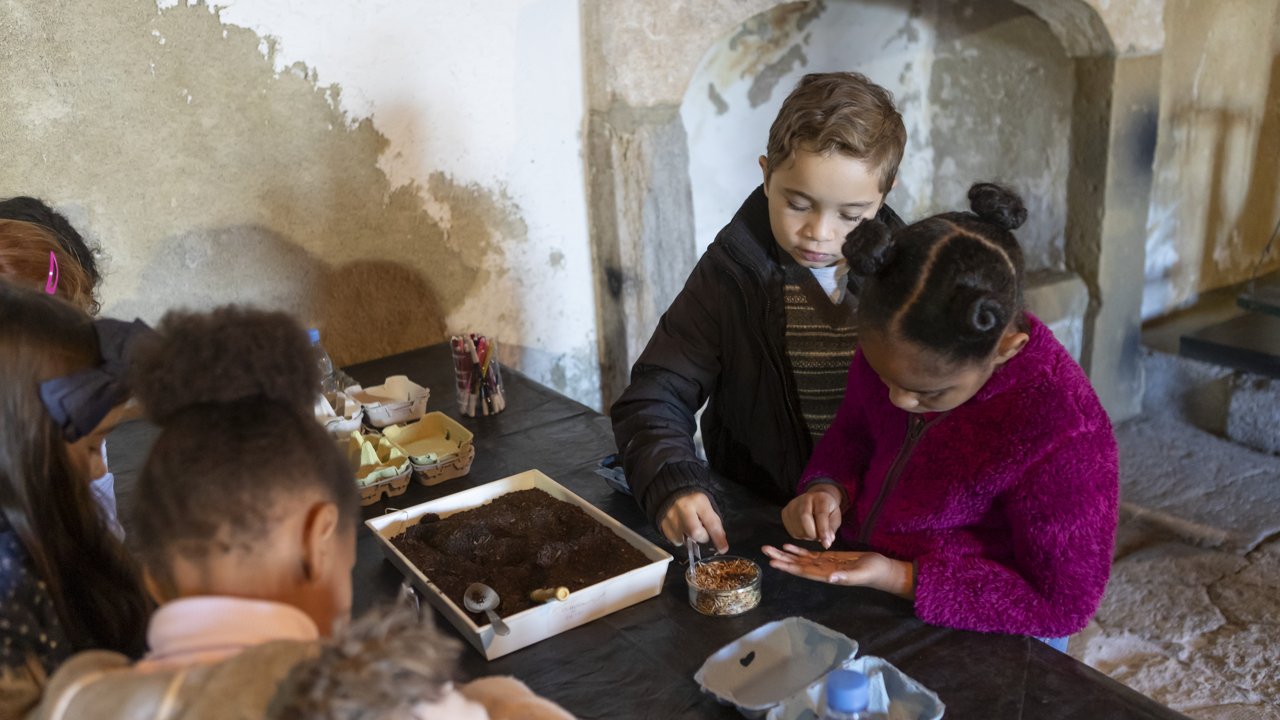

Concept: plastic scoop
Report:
left=464, top=583, right=511, bottom=636
left=686, top=535, right=703, bottom=569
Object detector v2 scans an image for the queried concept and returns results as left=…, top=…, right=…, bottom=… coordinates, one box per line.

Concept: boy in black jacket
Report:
left=611, top=72, right=907, bottom=552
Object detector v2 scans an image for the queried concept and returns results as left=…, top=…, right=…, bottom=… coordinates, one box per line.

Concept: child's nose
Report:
left=805, top=215, right=837, bottom=244
left=889, top=387, right=919, bottom=410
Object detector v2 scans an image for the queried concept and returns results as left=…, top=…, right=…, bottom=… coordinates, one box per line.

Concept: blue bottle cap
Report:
left=308, top=328, right=321, bottom=344
left=826, top=669, right=869, bottom=713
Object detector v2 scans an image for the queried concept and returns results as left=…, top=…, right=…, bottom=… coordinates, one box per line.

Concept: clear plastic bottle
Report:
left=822, top=669, right=870, bottom=720
left=308, top=328, right=340, bottom=394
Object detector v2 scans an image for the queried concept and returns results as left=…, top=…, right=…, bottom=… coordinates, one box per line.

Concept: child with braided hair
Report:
left=768, top=183, right=1119, bottom=648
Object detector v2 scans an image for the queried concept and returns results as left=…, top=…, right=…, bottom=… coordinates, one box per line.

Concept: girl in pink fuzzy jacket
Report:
left=766, top=183, right=1119, bottom=647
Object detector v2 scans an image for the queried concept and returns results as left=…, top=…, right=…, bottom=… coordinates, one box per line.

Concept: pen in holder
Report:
left=451, top=333, right=507, bottom=417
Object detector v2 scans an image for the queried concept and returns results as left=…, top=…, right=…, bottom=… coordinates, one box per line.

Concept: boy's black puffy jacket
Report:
left=611, top=186, right=904, bottom=524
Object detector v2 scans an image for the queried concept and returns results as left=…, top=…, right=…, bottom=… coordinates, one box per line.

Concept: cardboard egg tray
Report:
left=349, top=375, right=430, bottom=428
left=382, top=412, right=475, bottom=486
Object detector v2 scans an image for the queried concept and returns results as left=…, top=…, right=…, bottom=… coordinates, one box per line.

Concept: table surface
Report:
left=109, top=343, right=1188, bottom=720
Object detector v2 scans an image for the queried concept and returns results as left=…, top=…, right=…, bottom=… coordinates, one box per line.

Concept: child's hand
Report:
left=761, top=544, right=915, bottom=599
left=781, top=484, right=844, bottom=548
left=660, top=492, right=729, bottom=554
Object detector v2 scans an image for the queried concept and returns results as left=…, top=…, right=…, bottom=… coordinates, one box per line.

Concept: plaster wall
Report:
left=682, top=0, right=1075, bottom=273
left=0, top=0, right=601, bottom=407
left=1144, top=0, right=1280, bottom=317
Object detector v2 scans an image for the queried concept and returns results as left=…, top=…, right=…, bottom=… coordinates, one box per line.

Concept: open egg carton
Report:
left=323, top=376, right=475, bottom=505
left=345, top=430, right=413, bottom=506
left=315, top=390, right=365, bottom=436
left=695, top=617, right=944, bottom=719
left=349, top=375, right=430, bottom=429
left=382, top=413, right=475, bottom=486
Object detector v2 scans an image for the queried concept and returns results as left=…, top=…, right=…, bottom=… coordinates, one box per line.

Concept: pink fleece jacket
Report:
left=799, top=314, right=1119, bottom=637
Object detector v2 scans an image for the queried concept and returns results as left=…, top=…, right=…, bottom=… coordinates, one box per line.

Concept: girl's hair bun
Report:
left=968, top=183, right=1027, bottom=231
left=951, top=285, right=1009, bottom=336
left=131, top=306, right=318, bottom=425
left=842, top=218, right=895, bottom=277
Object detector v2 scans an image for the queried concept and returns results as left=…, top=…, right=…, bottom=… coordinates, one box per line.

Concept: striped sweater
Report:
left=781, top=260, right=857, bottom=443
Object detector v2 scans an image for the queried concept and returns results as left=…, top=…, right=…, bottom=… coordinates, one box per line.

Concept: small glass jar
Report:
left=686, top=556, right=762, bottom=616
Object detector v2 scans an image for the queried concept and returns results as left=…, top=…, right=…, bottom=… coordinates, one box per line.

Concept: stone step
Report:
left=1237, top=270, right=1280, bottom=317
left=1179, top=312, right=1280, bottom=378
left=1117, top=411, right=1280, bottom=554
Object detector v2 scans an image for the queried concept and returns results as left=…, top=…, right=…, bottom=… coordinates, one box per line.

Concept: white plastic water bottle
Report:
left=822, top=669, right=870, bottom=720
left=308, top=328, right=340, bottom=394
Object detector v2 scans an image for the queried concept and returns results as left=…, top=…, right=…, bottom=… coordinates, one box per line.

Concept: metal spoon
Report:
left=464, top=582, right=511, bottom=636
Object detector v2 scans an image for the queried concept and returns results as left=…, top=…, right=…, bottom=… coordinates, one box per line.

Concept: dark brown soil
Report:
left=392, top=488, right=651, bottom=618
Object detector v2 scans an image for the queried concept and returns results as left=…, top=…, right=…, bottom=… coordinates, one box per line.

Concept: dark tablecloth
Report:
left=109, top=343, right=1187, bottom=720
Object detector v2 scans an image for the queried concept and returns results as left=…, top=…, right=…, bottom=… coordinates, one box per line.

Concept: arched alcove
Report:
left=681, top=0, right=1076, bottom=275
left=585, top=0, right=1155, bottom=419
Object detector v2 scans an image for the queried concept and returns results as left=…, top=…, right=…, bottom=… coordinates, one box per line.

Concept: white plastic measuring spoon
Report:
left=464, top=583, right=511, bottom=636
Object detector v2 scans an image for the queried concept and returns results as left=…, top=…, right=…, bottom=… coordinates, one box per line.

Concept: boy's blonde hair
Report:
left=765, top=72, right=907, bottom=194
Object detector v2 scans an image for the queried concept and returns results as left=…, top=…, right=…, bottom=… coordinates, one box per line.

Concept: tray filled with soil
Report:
left=366, top=470, right=672, bottom=659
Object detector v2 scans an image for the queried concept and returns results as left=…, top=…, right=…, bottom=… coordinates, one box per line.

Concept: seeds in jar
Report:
left=686, top=558, right=761, bottom=616
left=689, top=558, right=759, bottom=590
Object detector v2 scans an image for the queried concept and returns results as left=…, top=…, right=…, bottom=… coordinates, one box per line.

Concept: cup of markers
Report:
left=450, top=333, right=507, bottom=417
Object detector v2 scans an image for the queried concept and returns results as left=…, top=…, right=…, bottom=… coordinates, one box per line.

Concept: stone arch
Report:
left=585, top=0, right=1158, bottom=419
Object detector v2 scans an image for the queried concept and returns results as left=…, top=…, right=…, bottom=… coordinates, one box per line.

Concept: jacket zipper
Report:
left=857, top=412, right=946, bottom=544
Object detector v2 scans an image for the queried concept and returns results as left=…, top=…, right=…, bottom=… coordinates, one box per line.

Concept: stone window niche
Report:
left=585, top=0, right=1156, bottom=420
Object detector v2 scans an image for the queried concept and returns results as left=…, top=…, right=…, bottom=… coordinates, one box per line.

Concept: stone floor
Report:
left=1068, top=411, right=1280, bottom=719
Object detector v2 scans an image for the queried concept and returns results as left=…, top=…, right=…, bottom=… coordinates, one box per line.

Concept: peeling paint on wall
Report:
left=749, top=44, right=809, bottom=108
left=0, top=0, right=602, bottom=408
left=704, top=1, right=825, bottom=109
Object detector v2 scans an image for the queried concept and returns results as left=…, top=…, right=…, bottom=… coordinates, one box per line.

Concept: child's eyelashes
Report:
left=785, top=203, right=861, bottom=224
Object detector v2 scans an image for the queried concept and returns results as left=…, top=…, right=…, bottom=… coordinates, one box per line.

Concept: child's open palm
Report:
left=761, top=544, right=915, bottom=599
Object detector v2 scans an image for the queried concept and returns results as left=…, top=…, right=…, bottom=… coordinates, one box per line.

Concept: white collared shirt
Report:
left=809, top=265, right=844, bottom=303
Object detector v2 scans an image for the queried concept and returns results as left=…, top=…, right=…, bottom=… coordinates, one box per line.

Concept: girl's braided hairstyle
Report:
left=844, top=182, right=1028, bottom=363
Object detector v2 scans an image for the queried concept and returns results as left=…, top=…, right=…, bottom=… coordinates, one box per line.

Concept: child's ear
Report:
left=300, top=501, right=340, bottom=582
left=758, top=155, right=769, bottom=193
left=994, top=330, right=1030, bottom=366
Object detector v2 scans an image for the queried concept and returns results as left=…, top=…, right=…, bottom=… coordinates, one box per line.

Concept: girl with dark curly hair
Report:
left=27, top=305, right=363, bottom=719
left=767, top=184, right=1119, bottom=650
left=29, top=305, right=571, bottom=719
